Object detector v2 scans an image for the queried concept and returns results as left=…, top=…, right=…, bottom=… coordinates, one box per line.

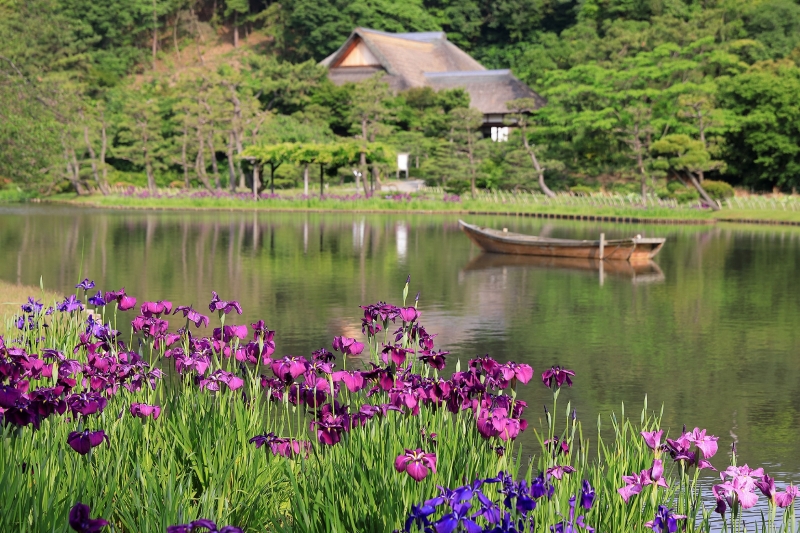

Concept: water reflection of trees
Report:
left=3, top=209, right=800, bottom=471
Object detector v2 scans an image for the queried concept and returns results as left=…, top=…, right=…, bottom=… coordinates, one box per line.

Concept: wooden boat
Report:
left=462, top=253, right=665, bottom=283
left=458, top=220, right=665, bottom=263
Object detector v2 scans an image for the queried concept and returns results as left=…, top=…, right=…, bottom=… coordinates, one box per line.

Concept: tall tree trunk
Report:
left=141, top=126, right=156, bottom=192
left=80, top=109, right=107, bottom=195
left=207, top=132, right=221, bottom=189
left=635, top=141, right=647, bottom=202
left=100, top=112, right=109, bottom=192
left=226, top=131, right=237, bottom=191
left=63, top=144, right=87, bottom=195
left=224, top=83, right=247, bottom=188
left=233, top=12, right=239, bottom=47
left=194, top=128, right=212, bottom=190
left=152, top=0, right=158, bottom=70
left=173, top=14, right=181, bottom=61
left=319, top=163, right=324, bottom=199
left=520, top=123, right=555, bottom=198
left=303, top=164, right=309, bottom=196
left=181, top=122, right=190, bottom=187
left=686, top=171, right=719, bottom=211
left=190, top=7, right=205, bottom=66
left=252, top=164, right=260, bottom=200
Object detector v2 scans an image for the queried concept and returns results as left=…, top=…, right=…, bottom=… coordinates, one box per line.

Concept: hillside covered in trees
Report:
left=2, top=0, right=800, bottom=197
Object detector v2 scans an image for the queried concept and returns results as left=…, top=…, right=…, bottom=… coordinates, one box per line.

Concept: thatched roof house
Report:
left=320, top=28, right=544, bottom=134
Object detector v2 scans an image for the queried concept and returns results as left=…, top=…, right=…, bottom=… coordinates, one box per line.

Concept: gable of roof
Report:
left=321, top=28, right=484, bottom=89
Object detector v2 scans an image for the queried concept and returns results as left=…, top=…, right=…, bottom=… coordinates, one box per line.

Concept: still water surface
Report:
left=2, top=205, right=799, bottom=488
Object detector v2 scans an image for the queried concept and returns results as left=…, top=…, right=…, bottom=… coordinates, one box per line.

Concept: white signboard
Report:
left=397, top=153, right=409, bottom=171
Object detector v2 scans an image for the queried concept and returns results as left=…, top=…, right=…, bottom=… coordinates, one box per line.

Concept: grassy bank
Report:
left=41, top=189, right=800, bottom=225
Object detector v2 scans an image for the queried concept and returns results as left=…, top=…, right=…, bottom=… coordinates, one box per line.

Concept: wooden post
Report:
left=599, top=233, right=605, bottom=260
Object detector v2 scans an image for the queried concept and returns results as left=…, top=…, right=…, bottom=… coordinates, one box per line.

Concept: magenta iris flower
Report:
left=130, top=403, right=161, bottom=420
left=399, top=306, right=419, bottom=322
left=67, top=392, right=108, bottom=417
left=68, top=502, right=108, bottom=532
left=618, top=459, right=669, bottom=503
left=641, top=429, right=664, bottom=451
left=500, top=362, right=534, bottom=384
left=174, top=306, right=210, bottom=328
left=208, top=291, right=243, bottom=315
left=104, top=288, right=136, bottom=311
left=332, top=370, right=366, bottom=392
left=776, top=485, right=799, bottom=508
left=395, top=448, right=437, bottom=482
left=332, top=336, right=365, bottom=356
left=140, top=300, right=172, bottom=317
left=685, top=427, right=718, bottom=459
left=541, top=366, right=575, bottom=389
left=67, top=430, right=109, bottom=455
left=271, top=356, right=309, bottom=382
left=419, top=350, right=448, bottom=370
left=249, top=433, right=311, bottom=458
left=546, top=465, right=576, bottom=480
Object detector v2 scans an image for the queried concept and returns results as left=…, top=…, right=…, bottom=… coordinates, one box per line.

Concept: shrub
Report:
left=702, top=179, right=735, bottom=199
left=570, top=185, right=594, bottom=196
left=444, top=178, right=470, bottom=195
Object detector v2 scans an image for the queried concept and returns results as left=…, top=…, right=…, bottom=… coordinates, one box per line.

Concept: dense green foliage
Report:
left=2, top=0, right=800, bottom=196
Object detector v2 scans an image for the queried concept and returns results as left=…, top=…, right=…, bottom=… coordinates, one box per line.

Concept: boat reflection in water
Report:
left=462, top=253, right=665, bottom=285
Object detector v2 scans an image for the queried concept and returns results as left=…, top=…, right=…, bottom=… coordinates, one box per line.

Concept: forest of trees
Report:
left=2, top=0, right=800, bottom=197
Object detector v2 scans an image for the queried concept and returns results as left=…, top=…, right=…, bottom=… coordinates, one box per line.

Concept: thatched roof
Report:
left=321, top=28, right=544, bottom=116
left=425, top=70, right=545, bottom=116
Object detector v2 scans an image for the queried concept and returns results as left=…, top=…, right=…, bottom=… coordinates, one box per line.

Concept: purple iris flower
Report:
left=130, top=402, right=161, bottom=420
left=104, top=288, right=136, bottom=311
left=167, top=520, right=243, bottom=533
left=67, top=392, right=108, bottom=417
left=68, top=502, right=108, bottom=532
left=208, top=291, right=243, bottom=315
left=756, top=474, right=777, bottom=503
left=57, top=295, right=85, bottom=313
left=21, top=297, right=43, bottom=314
left=550, top=495, right=594, bottom=533
left=395, top=448, right=437, bottom=482
left=500, top=362, right=534, bottom=384
left=75, top=279, right=95, bottom=291
left=580, top=480, right=595, bottom=510
left=419, top=350, right=448, bottom=370
left=404, top=502, right=438, bottom=533
left=645, top=506, right=686, bottom=533
left=249, top=433, right=311, bottom=458
left=312, top=417, right=344, bottom=445
left=67, top=430, right=108, bottom=455
left=174, top=306, right=210, bottom=328
left=541, top=366, right=575, bottom=389
left=87, top=291, right=105, bottom=307
left=434, top=500, right=483, bottom=533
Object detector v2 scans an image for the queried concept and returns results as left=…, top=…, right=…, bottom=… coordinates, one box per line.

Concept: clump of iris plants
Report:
left=1, top=276, right=798, bottom=533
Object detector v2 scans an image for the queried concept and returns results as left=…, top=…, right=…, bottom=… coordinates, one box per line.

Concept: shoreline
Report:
left=17, top=196, right=800, bottom=227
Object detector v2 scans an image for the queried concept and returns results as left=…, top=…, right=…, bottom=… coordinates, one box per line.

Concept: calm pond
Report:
left=2, top=205, right=799, bottom=484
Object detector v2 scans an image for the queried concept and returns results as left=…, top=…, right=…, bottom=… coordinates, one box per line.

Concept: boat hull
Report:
left=459, top=220, right=665, bottom=263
